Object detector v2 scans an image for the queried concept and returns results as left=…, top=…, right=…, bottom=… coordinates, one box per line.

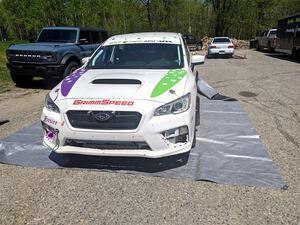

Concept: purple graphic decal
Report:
left=61, top=68, right=87, bottom=97
left=46, top=130, right=57, bottom=142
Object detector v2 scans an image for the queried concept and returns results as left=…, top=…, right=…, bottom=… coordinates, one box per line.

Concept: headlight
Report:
left=6, top=50, right=13, bottom=59
left=42, top=53, right=56, bottom=61
left=154, top=93, right=191, bottom=116
left=45, top=94, right=60, bottom=113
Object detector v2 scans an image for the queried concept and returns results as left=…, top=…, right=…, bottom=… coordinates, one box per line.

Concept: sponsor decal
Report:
left=43, top=116, right=58, bottom=126
left=151, top=69, right=187, bottom=98
left=73, top=99, right=134, bottom=106
left=61, top=68, right=87, bottom=97
left=107, top=40, right=175, bottom=46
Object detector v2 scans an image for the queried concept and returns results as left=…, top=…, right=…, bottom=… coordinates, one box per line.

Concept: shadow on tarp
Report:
left=211, top=93, right=238, bottom=101
left=49, top=151, right=190, bottom=173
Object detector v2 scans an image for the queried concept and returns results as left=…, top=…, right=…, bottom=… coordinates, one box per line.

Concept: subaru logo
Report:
left=93, top=112, right=112, bottom=122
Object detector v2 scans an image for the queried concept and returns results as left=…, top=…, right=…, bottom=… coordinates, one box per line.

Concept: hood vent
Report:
left=92, top=79, right=142, bottom=85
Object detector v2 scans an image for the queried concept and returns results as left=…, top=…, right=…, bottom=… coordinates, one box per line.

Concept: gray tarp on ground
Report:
left=197, top=76, right=218, bottom=99
left=0, top=96, right=285, bottom=189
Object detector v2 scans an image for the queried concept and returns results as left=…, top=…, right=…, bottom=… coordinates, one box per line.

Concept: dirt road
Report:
left=0, top=50, right=299, bottom=224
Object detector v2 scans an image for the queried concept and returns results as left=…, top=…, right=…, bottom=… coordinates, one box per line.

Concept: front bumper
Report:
left=208, top=48, right=234, bottom=56
left=7, top=62, right=64, bottom=77
left=41, top=99, right=196, bottom=158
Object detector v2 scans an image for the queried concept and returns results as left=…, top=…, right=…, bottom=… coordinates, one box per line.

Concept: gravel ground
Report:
left=0, top=50, right=299, bottom=225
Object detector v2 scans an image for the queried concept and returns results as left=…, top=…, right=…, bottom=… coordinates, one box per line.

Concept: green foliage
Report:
left=0, top=0, right=299, bottom=40
left=0, top=41, right=26, bottom=87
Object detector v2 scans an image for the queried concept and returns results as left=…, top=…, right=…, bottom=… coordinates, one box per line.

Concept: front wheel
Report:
left=192, top=96, right=200, bottom=148
left=291, top=48, right=299, bottom=60
left=10, top=71, right=33, bottom=86
left=256, top=42, right=260, bottom=51
left=63, top=61, right=79, bottom=78
left=267, top=42, right=273, bottom=53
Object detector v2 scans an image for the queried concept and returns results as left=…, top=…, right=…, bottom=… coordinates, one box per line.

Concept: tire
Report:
left=63, top=61, right=79, bottom=78
left=256, top=42, right=260, bottom=51
left=192, top=127, right=196, bottom=148
left=267, top=42, right=273, bottom=53
left=195, top=96, right=200, bottom=126
left=192, top=96, right=200, bottom=148
left=291, top=48, right=298, bottom=60
left=10, top=71, right=33, bottom=86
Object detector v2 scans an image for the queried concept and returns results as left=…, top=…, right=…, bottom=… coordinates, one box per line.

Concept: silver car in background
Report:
left=207, top=37, right=234, bottom=58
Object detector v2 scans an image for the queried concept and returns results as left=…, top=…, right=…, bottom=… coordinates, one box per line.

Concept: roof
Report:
left=212, top=37, right=230, bottom=39
left=279, top=13, right=300, bottom=20
left=43, top=26, right=107, bottom=32
left=103, top=32, right=181, bottom=46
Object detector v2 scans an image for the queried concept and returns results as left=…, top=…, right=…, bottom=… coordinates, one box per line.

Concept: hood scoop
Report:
left=92, top=79, right=142, bottom=85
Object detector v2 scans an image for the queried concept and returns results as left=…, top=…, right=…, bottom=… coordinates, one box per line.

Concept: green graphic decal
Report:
left=151, top=69, right=187, bottom=98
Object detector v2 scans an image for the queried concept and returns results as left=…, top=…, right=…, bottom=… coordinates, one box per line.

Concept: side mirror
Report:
left=81, top=57, right=90, bottom=65
left=191, top=55, right=205, bottom=71
left=191, top=55, right=205, bottom=65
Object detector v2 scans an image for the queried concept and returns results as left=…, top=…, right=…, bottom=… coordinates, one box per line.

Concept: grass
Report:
left=0, top=40, right=27, bottom=91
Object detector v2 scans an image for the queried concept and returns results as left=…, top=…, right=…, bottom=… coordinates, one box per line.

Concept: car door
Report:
left=78, top=30, right=93, bottom=58
left=90, top=31, right=102, bottom=53
left=261, top=31, right=267, bottom=47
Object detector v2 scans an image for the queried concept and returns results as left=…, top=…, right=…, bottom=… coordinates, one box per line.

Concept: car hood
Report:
left=8, top=42, right=73, bottom=52
left=51, top=68, right=189, bottom=104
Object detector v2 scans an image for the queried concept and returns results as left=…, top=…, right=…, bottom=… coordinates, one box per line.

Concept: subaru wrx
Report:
left=41, top=32, right=204, bottom=158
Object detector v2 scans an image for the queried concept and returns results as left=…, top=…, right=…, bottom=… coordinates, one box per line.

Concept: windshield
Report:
left=38, top=29, right=77, bottom=43
left=86, top=43, right=184, bottom=69
left=269, top=30, right=277, bottom=35
left=213, top=38, right=230, bottom=43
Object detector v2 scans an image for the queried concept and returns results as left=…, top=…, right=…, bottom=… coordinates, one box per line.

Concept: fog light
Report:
left=162, top=126, right=189, bottom=144
left=41, top=122, right=59, bottom=143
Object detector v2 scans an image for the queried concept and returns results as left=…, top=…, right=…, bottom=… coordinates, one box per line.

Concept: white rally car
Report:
left=41, top=32, right=204, bottom=158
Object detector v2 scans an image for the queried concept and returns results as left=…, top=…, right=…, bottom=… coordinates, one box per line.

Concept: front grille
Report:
left=66, top=110, right=142, bottom=130
left=65, top=139, right=151, bottom=150
left=7, top=50, right=52, bottom=63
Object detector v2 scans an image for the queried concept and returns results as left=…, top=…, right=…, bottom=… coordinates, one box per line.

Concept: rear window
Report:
left=269, top=30, right=277, bottom=35
left=213, top=38, right=230, bottom=43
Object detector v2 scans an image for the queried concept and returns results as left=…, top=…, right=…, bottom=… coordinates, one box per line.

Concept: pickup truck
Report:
left=6, top=26, right=108, bottom=85
left=256, top=29, right=277, bottom=52
left=275, top=13, right=300, bottom=60
left=183, top=34, right=202, bottom=51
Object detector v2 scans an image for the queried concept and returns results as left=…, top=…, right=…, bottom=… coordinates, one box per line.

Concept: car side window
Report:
left=91, top=31, right=100, bottom=44
left=100, top=31, right=108, bottom=42
left=79, top=31, right=92, bottom=45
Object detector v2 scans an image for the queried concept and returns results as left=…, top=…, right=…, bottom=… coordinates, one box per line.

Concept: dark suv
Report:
left=183, top=34, right=202, bottom=51
left=6, top=27, right=108, bottom=85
